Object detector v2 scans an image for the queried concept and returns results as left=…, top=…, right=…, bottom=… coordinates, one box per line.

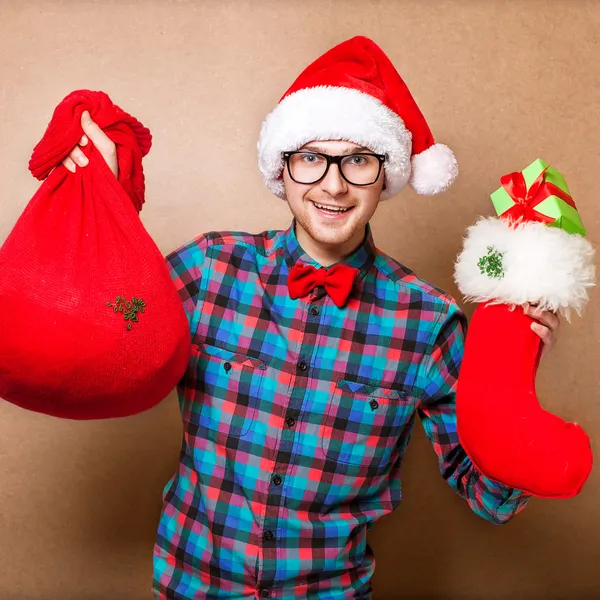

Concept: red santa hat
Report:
left=257, top=35, right=458, bottom=200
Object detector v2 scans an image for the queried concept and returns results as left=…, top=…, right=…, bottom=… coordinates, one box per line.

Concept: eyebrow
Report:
left=300, top=144, right=373, bottom=154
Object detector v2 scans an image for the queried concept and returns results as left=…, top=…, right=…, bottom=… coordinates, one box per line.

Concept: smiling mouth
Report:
left=311, top=201, right=354, bottom=214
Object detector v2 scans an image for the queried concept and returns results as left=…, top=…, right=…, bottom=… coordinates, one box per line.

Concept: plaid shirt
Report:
left=153, top=219, right=530, bottom=600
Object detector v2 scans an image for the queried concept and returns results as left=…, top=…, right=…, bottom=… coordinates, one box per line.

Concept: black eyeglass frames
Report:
left=282, top=150, right=386, bottom=186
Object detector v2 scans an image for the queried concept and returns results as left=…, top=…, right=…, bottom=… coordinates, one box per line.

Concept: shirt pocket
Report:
left=320, top=378, right=414, bottom=468
left=187, top=342, right=267, bottom=443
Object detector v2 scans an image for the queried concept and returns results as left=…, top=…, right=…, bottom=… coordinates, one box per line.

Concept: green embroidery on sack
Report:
left=106, top=296, right=146, bottom=330
left=477, top=246, right=505, bottom=279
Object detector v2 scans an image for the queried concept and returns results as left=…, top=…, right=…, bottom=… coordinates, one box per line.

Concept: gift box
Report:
left=490, top=158, right=586, bottom=236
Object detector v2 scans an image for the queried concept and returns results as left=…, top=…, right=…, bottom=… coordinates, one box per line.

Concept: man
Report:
left=65, top=36, right=559, bottom=600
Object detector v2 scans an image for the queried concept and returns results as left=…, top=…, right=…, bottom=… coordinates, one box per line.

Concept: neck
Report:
left=294, top=221, right=366, bottom=267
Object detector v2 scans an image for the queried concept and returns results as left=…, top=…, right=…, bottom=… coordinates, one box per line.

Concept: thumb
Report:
left=80, top=110, right=113, bottom=152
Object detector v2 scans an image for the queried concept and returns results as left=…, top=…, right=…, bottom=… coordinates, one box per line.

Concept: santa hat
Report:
left=257, top=35, right=458, bottom=200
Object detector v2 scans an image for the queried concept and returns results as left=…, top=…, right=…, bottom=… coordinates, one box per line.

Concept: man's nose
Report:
left=319, top=163, right=348, bottom=196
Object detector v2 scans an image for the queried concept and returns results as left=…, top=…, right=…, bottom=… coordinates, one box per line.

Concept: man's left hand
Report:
left=524, top=303, right=560, bottom=357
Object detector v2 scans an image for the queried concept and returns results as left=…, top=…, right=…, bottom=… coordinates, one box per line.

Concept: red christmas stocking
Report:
left=454, top=215, right=595, bottom=498
left=0, top=90, right=191, bottom=420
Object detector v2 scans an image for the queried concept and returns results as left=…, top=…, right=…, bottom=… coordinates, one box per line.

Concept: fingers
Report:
left=524, top=303, right=559, bottom=354
left=524, top=303, right=560, bottom=332
left=61, top=110, right=117, bottom=176
left=61, top=139, right=89, bottom=173
left=70, top=145, right=89, bottom=167
left=531, top=321, right=552, bottom=341
left=63, top=156, right=77, bottom=173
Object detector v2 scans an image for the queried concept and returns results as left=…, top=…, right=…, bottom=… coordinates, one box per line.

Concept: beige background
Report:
left=1, top=1, right=599, bottom=599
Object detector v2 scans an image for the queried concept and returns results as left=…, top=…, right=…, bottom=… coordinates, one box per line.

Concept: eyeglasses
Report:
left=283, top=151, right=386, bottom=186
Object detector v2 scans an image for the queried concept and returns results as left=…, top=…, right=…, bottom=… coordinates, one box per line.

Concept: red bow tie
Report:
left=288, top=263, right=360, bottom=308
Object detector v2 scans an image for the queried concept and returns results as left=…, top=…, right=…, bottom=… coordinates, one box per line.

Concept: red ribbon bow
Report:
left=500, top=167, right=576, bottom=226
left=288, top=263, right=360, bottom=308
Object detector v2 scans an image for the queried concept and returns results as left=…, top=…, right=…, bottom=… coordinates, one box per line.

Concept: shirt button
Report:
left=272, top=474, right=282, bottom=486
left=310, top=307, right=320, bottom=316
left=263, top=530, right=274, bottom=541
left=369, top=399, right=379, bottom=410
left=286, top=416, right=296, bottom=428
left=260, top=589, right=270, bottom=598
left=298, top=361, right=308, bottom=371
left=223, top=362, right=232, bottom=373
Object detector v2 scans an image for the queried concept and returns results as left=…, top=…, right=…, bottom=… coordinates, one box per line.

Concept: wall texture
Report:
left=1, top=1, right=599, bottom=598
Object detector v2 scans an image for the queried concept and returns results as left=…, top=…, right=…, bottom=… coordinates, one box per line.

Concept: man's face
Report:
left=282, top=140, right=385, bottom=249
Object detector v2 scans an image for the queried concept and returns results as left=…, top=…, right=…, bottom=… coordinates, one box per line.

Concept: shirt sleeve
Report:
left=164, top=234, right=207, bottom=325
left=417, top=299, right=532, bottom=525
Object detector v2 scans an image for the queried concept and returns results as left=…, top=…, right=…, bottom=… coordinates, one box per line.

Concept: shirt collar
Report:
left=282, top=218, right=376, bottom=279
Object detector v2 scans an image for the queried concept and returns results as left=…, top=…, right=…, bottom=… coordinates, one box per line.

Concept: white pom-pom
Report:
left=409, top=143, right=458, bottom=195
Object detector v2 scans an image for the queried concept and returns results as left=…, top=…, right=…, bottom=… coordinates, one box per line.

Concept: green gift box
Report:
left=490, top=158, right=587, bottom=236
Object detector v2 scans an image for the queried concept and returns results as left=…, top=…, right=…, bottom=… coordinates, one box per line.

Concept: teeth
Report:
left=313, top=202, right=350, bottom=213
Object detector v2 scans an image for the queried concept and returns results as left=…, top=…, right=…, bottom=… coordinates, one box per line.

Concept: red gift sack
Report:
left=0, top=90, right=191, bottom=419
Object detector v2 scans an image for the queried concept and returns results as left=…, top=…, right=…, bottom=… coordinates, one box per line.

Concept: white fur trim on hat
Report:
left=454, top=216, right=596, bottom=318
left=257, top=86, right=412, bottom=200
left=409, top=143, right=458, bottom=195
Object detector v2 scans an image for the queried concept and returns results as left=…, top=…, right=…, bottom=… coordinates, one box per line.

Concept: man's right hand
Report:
left=62, top=110, right=119, bottom=179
